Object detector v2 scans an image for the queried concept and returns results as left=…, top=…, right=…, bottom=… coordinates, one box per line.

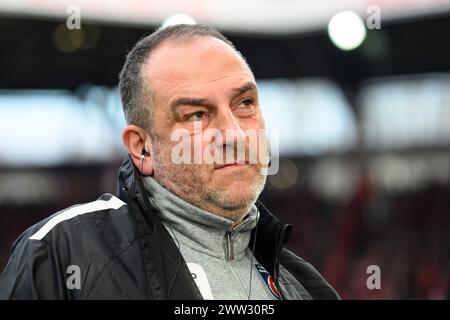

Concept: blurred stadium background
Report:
left=0, top=0, right=449, bottom=299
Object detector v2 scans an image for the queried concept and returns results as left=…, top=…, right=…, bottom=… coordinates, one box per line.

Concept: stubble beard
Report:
left=151, top=143, right=267, bottom=222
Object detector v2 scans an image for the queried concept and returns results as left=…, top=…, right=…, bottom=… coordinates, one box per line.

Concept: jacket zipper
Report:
left=225, top=218, right=247, bottom=261
left=225, top=230, right=235, bottom=261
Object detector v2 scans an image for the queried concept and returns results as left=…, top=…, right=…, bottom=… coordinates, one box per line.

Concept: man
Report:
left=0, top=24, right=339, bottom=300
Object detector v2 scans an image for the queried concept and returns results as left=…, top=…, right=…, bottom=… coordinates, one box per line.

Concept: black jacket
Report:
left=0, top=155, right=339, bottom=300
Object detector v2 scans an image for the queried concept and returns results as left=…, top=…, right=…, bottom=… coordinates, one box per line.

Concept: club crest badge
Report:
left=255, top=263, right=281, bottom=300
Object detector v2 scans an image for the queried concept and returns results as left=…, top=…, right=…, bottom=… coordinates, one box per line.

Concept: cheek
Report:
left=152, top=141, right=176, bottom=166
left=241, top=111, right=266, bottom=131
left=154, top=139, right=212, bottom=173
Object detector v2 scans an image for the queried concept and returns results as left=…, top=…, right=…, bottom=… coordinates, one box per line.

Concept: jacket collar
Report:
left=116, top=154, right=292, bottom=277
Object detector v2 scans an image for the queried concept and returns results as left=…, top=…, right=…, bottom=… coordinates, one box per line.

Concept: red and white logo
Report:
left=255, top=264, right=281, bottom=300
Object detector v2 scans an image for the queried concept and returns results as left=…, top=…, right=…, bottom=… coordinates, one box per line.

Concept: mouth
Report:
left=214, top=162, right=249, bottom=170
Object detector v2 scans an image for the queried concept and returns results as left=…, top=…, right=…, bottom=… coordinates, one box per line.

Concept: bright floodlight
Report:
left=328, top=11, right=367, bottom=51
left=161, top=14, right=196, bottom=29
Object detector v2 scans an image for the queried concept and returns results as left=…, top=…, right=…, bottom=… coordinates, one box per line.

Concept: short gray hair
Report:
left=118, top=24, right=239, bottom=136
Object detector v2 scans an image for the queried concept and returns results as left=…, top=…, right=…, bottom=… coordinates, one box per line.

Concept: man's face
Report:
left=143, top=36, right=268, bottom=221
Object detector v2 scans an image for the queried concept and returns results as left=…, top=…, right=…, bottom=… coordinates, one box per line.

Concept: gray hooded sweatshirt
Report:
left=143, top=176, right=277, bottom=300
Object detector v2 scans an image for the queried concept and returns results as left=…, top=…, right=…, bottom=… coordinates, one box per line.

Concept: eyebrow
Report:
left=230, top=81, right=257, bottom=99
left=170, top=81, right=257, bottom=112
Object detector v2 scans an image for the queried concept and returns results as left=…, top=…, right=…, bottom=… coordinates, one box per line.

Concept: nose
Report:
left=214, top=108, right=246, bottom=150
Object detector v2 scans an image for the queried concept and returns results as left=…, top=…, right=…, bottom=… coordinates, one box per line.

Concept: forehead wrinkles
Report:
left=147, top=66, right=254, bottom=105
left=152, top=73, right=254, bottom=91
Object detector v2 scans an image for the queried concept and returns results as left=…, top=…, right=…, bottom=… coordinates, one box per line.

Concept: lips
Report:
left=214, top=162, right=249, bottom=170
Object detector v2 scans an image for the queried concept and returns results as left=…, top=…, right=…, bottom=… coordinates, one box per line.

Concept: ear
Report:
left=122, top=125, right=154, bottom=176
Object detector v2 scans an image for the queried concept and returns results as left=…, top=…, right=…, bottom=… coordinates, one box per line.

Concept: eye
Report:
left=240, top=98, right=255, bottom=108
left=187, top=111, right=207, bottom=121
left=236, top=98, right=256, bottom=115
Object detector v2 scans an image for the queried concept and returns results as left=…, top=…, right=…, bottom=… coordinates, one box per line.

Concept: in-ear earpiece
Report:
left=140, top=149, right=146, bottom=174
left=141, top=149, right=146, bottom=160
